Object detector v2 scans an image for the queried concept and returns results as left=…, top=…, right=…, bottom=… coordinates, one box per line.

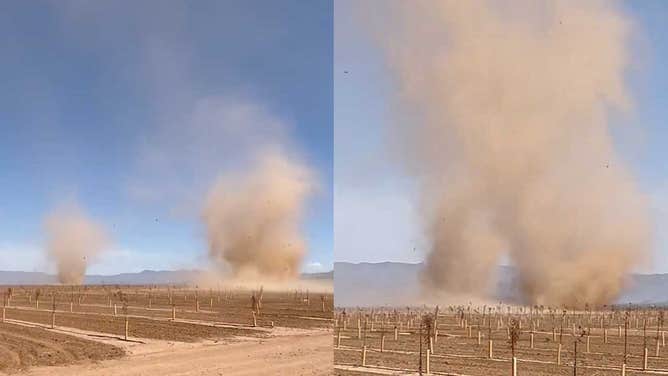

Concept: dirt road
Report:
left=12, top=331, right=332, bottom=376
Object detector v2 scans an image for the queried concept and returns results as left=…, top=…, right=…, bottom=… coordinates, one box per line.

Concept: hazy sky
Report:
left=334, top=0, right=668, bottom=272
left=0, top=0, right=332, bottom=274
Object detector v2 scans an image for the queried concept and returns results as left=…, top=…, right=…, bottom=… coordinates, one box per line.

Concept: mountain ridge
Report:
left=0, top=269, right=333, bottom=285
left=334, top=261, right=668, bottom=307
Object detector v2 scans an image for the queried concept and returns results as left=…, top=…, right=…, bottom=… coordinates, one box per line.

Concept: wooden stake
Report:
left=643, top=347, right=648, bottom=370
left=656, top=337, right=661, bottom=357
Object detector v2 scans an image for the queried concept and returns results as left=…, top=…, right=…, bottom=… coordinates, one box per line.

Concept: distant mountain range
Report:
left=0, top=269, right=332, bottom=286
left=334, top=262, right=668, bottom=307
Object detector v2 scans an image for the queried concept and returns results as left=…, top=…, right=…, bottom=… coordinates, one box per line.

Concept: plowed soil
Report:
left=0, top=286, right=333, bottom=374
left=0, top=322, right=124, bottom=373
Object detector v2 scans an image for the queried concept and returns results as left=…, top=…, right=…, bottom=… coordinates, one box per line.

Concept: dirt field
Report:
left=2, top=308, right=266, bottom=342
left=13, top=330, right=331, bottom=376
left=334, top=307, right=668, bottom=375
left=1, top=286, right=331, bottom=329
left=0, top=322, right=124, bottom=373
left=0, top=285, right=332, bottom=374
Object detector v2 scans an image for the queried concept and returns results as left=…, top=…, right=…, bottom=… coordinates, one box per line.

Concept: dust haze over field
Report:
left=203, top=150, right=315, bottom=280
left=44, top=204, right=108, bottom=285
left=369, top=0, right=651, bottom=306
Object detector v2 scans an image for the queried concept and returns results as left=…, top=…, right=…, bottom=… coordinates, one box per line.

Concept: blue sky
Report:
left=335, top=0, right=668, bottom=272
left=0, top=1, right=332, bottom=274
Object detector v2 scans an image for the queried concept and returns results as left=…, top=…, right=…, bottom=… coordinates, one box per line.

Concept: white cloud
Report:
left=302, top=261, right=326, bottom=273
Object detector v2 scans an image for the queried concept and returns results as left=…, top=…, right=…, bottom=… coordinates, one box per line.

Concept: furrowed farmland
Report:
left=0, top=285, right=333, bottom=374
left=334, top=305, right=668, bottom=375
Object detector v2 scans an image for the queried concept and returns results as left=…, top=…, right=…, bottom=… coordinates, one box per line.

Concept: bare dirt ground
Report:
left=0, top=322, right=124, bottom=373
left=334, top=308, right=668, bottom=375
left=0, top=286, right=333, bottom=375
left=1, top=286, right=331, bottom=329
left=2, top=308, right=267, bottom=342
left=12, top=330, right=332, bottom=376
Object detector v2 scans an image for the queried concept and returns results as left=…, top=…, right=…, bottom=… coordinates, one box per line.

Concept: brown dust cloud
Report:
left=202, top=150, right=315, bottom=281
left=368, top=0, right=651, bottom=306
left=44, top=204, right=109, bottom=285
